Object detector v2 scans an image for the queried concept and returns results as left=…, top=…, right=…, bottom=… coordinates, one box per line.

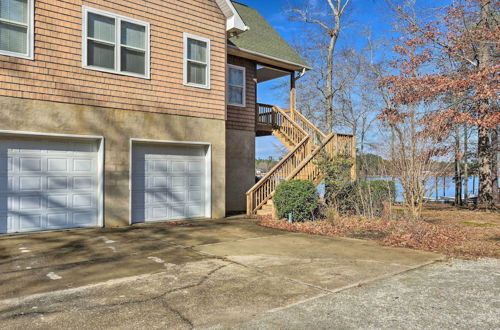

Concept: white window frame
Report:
left=0, top=0, right=34, bottom=60
left=183, top=32, right=211, bottom=89
left=227, top=64, right=246, bottom=107
left=82, top=6, right=150, bottom=79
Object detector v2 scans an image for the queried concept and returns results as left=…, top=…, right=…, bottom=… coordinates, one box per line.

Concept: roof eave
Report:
left=215, top=0, right=249, bottom=33
left=228, top=44, right=312, bottom=72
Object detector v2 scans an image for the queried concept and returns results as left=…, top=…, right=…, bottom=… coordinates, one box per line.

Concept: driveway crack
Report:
left=0, top=263, right=229, bottom=323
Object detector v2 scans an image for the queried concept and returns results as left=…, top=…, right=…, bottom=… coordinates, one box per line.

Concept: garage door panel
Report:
left=73, top=193, right=94, bottom=208
left=19, top=196, right=42, bottom=210
left=73, top=176, right=94, bottom=190
left=19, top=176, right=42, bottom=191
left=47, top=213, right=68, bottom=228
left=47, top=158, right=68, bottom=172
left=73, top=159, right=94, bottom=172
left=0, top=138, right=99, bottom=234
left=151, top=176, right=169, bottom=188
left=170, top=190, right=186, bottom=203
left=19, top=157, right=42, bottom=172
left=47, top=176, right=69, bottom=190
left=131, top=143, right=208, bottom=223
left=47, top=194, right=68, bottom=209
left=187, top=204, right=203, bottom=218
left=188, top=190, right=202, bottom=202
left=19, top=214, right=42, bottom=231
left=73, top=212, right=96, bottom=225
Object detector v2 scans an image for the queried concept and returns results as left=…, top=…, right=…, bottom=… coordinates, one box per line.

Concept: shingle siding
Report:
left=0, top=0, right=227, bottom=120
left=226, top=55, right=256, bottom=131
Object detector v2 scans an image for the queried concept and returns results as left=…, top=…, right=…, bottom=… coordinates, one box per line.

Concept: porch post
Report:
left=290, top=72, right=296, bottom=120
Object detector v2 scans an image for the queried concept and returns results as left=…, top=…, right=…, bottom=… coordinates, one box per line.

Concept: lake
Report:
left=318, top=176, right=492, bottom=202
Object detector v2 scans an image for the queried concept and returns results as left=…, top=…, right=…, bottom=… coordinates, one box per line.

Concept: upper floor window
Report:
left=228, top=64, right=245, bottom=107
left=0, top=0, right=34, bottom=59
left=82, top=7, right=150, bottom=79
left=183, top=33, right=210, bottom=89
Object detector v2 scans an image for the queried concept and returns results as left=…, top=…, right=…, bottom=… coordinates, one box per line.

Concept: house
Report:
left=0, top=0, right=354, bottom=234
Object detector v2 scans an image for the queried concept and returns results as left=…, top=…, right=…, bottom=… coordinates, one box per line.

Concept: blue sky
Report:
left=242, top=0, right=395, bottom=159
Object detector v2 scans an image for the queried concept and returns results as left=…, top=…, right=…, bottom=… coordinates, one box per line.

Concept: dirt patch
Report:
left=258, top=205, right=500, bottom=259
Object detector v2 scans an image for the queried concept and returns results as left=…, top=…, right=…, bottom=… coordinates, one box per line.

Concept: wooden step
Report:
left=261, top=204, right=273, bottom=211
left=256, top=209, right=273, bottom=216
left=273, top=131, right=295, bottom=150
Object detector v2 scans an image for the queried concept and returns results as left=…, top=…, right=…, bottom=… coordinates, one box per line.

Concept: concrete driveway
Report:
left=0, top=218, right=446, bottom=328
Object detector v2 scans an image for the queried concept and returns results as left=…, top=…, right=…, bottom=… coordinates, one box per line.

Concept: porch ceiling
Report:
left=256, top=66, right=290, bottom=83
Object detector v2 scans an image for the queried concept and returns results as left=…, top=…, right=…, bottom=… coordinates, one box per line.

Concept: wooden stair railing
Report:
left=271, top=106, right=308, bottom=147
left=248, top=104, right=356, bottom=215
left=247, top=106, right=311, bottom=215
left=292, top=110, right=327, bottom=148
left=287, top=132, right=356, bottom=186
left=257, top=104, right=309, bottom=149
left=246, top=136, right=312, bottom=215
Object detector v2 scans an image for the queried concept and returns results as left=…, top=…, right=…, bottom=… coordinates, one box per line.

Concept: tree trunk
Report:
left=454, top=126, right=462, bottom=205
left=478, top=123, right=493, bottom=207
left=491, top=125, right=499, bottom=202
left=463, top=123, right=469, bottom=204
left=325, top=34, right=336, bottom=132
left=477, top=0, right=494, bottom=208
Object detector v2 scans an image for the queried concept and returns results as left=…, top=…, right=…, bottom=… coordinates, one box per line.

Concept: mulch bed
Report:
left=258, top=206, right=500, bottom=259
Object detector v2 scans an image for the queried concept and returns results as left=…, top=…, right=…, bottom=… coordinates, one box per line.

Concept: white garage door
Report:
left=0, top=137, right=100, bottom=234
left=131, top=143, right=209, bottom=223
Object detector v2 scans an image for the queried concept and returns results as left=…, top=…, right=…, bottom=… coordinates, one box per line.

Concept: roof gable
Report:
left=228, top=2, right=310, bottom=71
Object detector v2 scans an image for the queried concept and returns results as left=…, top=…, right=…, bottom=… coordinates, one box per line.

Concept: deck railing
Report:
left=257, top=103, right=275, bottom=126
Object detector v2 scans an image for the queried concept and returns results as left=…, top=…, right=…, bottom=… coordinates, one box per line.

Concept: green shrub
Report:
left=274, top=180, right=319, bottom=222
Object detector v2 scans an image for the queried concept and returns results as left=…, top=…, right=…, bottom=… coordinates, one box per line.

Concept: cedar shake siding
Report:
left=226, top=55, right=256, bottom=131
left=0, top=0, right=227, bottom=120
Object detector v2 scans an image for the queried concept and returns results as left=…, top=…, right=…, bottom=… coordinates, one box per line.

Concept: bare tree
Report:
left=289, top=0, right=353, bottom=132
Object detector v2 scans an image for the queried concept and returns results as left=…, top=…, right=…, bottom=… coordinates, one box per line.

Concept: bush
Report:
left=328, top=180, right=396, bottom=217
left=274, top=180, right=319, bottom=222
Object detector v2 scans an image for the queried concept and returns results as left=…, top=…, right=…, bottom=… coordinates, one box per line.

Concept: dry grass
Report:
left=258, top=204, right=499, bottom=259
left=419, top=204, right=500, bottom=258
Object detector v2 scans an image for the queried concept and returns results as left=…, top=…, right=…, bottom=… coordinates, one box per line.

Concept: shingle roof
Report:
left=229, top=1, right=310, bottom=70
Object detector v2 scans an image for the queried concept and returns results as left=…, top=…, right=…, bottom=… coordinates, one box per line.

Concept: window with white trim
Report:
left=184, top=33, right=210, bottom=88
left=83, top=7, right=150, bottom=78
left=228, top=64, right=245, bottom=107
left=0, top=0, right=33, bottom=59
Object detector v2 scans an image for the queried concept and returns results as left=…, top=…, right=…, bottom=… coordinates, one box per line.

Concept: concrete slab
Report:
left=195, top=232, right=442, bottom=291
left=0, top=219, right=285, bottom=299
left=0, top=217, right=446, bottom=329
left=0, top=259, right=322, bottom=329
left=234, top=258, right=500, bottom=330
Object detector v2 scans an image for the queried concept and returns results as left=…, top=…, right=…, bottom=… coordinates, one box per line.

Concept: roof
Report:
left=228, top=2, right=310, bottom=71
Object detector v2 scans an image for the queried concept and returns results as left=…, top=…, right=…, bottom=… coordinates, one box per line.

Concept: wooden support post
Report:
left=290, top=72, right=296, bottom=120
left=255, top=103, right=259, bottom=127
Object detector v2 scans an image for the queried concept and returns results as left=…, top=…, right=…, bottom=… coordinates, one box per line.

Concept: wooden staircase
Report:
left=247, top=104, right=356, bottom=216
